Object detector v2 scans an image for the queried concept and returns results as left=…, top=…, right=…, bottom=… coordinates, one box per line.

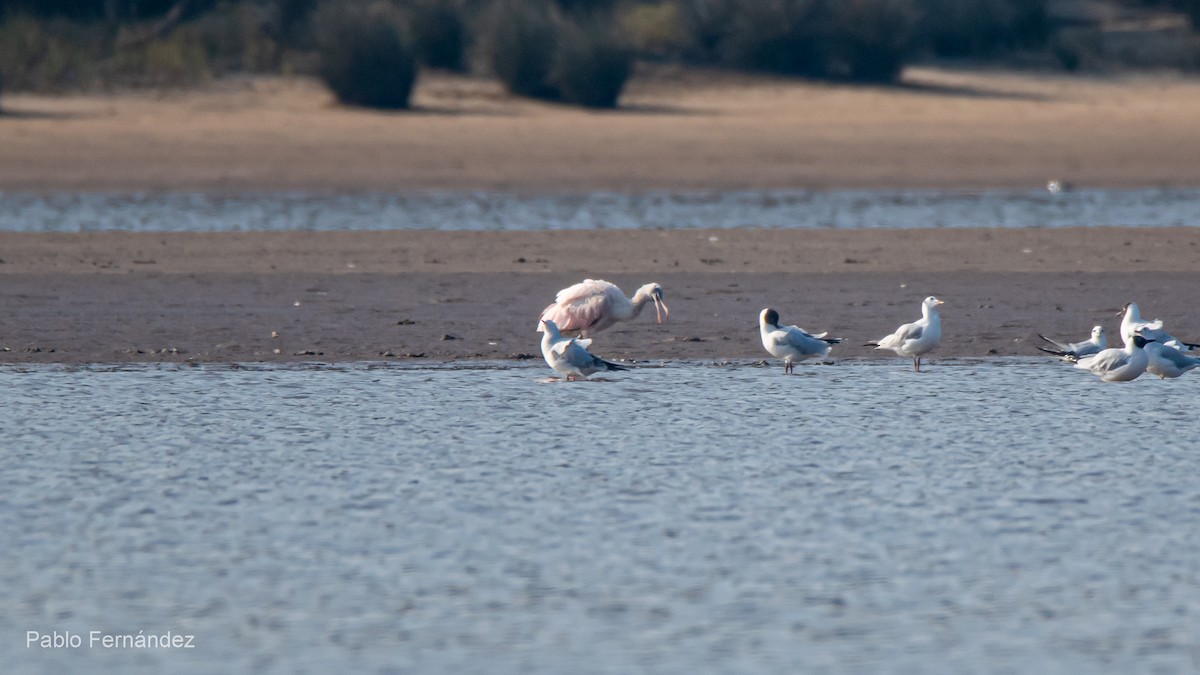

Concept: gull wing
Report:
left=877, top=321, right=922, bottom=349
left=1158, top=345, right=1200, bottom=368
left=551, top=338, right=577, bottom=358
left=1077, top=348, right=1128, bottom=374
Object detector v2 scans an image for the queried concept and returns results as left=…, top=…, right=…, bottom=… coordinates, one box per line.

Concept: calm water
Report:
left=4, top=360, right=1200, bottom=673
left=3, top=189, right=1199, bottom=232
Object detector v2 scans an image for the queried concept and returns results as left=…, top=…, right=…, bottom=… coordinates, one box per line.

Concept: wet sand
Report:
left=2, top=228, right=1198, bottom=364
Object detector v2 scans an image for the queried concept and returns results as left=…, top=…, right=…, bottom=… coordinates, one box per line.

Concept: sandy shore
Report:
left=2, top=67, right=1200, bottom=192
left=2, top=228, right=1198, bottom=365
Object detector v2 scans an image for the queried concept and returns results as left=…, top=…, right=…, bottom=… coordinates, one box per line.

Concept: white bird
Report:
left=1037, top=325, right=1106, bottom=360
left=868, top=296, right=944, bottom=372
left=759, top=308, right=843, bottom=374
left=537, top=279, right=668, bottom=338
left=539, top=319, right=629, bottom=381
left=1119, top=302, right=1200, bottom=352
left=1069, top=333, right=1153, bottom=382
left=1144, top=341, right=1200, bottom=379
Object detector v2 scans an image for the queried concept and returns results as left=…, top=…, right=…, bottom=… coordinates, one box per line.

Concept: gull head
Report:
left=540, top=319, right=563, bottom=338
left=1117, top=302, right=1137, bottom=318
left=760, top=308, right=780, bottom=329
left=924, top=296, right=945, bottom=309
left=637, top=283, right=670, bottom=324
left=1091, top=325, right=1104, bottom=340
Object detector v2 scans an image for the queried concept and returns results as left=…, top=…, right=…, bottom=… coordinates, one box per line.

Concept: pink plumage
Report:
left=536, top=279, right=669, bottom=338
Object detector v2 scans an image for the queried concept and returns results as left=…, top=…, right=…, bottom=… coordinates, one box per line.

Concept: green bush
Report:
left=111, top=28, right=211, bottom=86
left=681, top=0, right=916, bottom=83
left=410, top=0, right=470, bottom=71
left=678, top=0, right=738, bottom=62
left=827, top=0, right=918, bottom=82
left=277, top=0, right=319, bottom=48
left=193, top=2, right=280, bottom=74
left=315, top=1, right=417, bottom=109
left=551, top=19, right=632, bottom=107
left=486, top=0, right=558, bottom=97
left=1183, top=0, right=1200, bottom=30
left=915, top=0, right=1049, bottom=57
left=486, top=1, right=633, bottom=107
left=619, top=1, right=684, bottom=59
left=0, top=16, right=102, bottom=90
left=721, top=0, right=831, bottom=76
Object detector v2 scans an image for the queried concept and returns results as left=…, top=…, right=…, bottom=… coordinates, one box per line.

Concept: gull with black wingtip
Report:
left=758, top=308, right=843, bottom=374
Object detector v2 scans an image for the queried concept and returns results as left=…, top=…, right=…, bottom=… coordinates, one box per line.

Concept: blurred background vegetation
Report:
left=1, top=0, right=1198, bottom=108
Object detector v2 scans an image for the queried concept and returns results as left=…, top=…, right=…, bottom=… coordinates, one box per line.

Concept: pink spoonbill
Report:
left=537, top=279, right=669, bottom=338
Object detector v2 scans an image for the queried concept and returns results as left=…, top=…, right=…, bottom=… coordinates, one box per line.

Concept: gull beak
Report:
left=935, top=299, right=945, bottom=306
left=654, top=294, right=669, bottom=323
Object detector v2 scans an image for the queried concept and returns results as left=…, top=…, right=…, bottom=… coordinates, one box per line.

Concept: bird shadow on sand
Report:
left=890, top=79, right=1047, bottom=102
left=0, top=107, right=94, bottom=120
left=334, top=104, right=519, bottom=117
left=600, top=102, right=714, bottom=116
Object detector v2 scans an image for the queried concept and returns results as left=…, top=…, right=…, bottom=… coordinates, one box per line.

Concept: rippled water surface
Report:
left=4, top=360, right=1200, bottom=673
left=3, top=189, right=1199, bottom=232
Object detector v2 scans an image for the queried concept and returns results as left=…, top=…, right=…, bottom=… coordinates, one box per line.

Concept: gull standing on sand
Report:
left=1118, top=302, right=1200, bottom=351
left=1069, top=332, right=1153, bottom=382
left=1143, top=341, right=1200, bottom=379
left=539, top=319, right=629, bottom=381
left=537, top=279, right=669, bottom=338
left=867, top=296, right=944, bottom=372
left=759, top=308, right=843, bottom=374
left=1037, top=326, right=1106, bottom=360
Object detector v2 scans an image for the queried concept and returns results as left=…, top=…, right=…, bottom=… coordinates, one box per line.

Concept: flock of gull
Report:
left=534, top=279, right=1200, bottom=383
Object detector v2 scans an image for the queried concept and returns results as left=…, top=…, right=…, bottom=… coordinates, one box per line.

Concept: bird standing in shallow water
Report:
left=758, top=308, right=842, bottom=374
left=867, top=296, right=944, bottom=372
left=539, top=319, right=629, bottom=381
left=537, top=279, right=668, bottom=338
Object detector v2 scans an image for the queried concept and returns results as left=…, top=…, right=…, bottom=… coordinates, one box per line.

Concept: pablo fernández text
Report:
left=27, top=630, right=196, bottom=649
